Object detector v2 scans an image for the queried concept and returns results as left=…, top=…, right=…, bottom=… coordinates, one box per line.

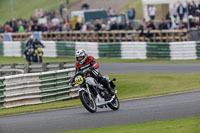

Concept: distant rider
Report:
left=72, top=49, right=115, bottom=100
left=24, top=36, right=34, bottom=63
left=32, top=38, right=45, bottom=63
left=25, top=36, right=45, bottom=63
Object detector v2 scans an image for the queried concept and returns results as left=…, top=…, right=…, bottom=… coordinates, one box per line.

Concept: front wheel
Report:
left=107, top=95, right=120, bottom=110
left=79, top=90, right=97, bottom=113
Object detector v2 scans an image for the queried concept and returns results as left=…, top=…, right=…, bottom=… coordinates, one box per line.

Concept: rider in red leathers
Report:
left=72, top=49, right=115, bottom=100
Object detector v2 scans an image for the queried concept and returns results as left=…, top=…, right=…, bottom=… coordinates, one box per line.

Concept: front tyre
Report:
left=107, top=95, right=120, bottom=110
left=79, top=90, right=97, bottom=113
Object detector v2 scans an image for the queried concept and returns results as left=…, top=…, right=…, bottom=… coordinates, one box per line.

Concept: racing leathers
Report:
left=75, top=56, right=115, bottom=99
left=25, top=38, right=45, bottom=63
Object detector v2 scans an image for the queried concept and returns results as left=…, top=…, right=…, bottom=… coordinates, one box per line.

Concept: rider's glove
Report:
left=71, top=82, right=75, bottom=87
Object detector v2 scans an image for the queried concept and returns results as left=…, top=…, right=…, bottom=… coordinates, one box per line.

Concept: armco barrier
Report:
left=0, top=77, right=5, bottom=109
left=1, top=68, right=76, bottom=108
left=39, top=70, right=72, bottom=103
left=0, top=62, right=75, bottom=76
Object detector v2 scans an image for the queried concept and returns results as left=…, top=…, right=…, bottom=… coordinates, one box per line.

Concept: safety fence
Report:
left=0, top=62, right=75, bottom=76
left=0, top=30, right=189, bottom=42
left=0, top=68, right=78, bottom=109
left=0, top=41, right=200, bottom=60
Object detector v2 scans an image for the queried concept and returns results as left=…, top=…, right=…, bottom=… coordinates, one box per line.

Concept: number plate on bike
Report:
left=75, top=76, right=84, bottom=84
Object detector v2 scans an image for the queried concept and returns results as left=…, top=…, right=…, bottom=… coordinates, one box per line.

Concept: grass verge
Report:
left=1, top=56, right=200, bottom=64
left=0, top=0, right=77, bottom=24
left=64, top=116, right=200, bottom=133
left=1, top=73, right=200, bottom=116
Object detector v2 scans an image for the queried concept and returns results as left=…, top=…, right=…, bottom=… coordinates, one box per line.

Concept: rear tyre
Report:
left=107, top=95, right=120, bottom=110
left=79, top=91, right=97, bottom=113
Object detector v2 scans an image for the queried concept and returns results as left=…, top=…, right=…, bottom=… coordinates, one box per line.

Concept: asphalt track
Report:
left=0, top=63, right=200, bottom=133
left=100, top=63, right=200, bottom=74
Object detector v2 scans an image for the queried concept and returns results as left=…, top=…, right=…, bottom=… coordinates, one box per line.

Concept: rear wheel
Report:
left=79, top=91, right=97, bottom=113
left=107, top=95, right=120, bottom=110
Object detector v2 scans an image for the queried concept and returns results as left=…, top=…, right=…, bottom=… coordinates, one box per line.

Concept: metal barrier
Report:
left=0, top=30, right=189, bottom=42
left=0, top=62, right=75, bottom=76
left=0, top=68, right=78, bottom=108
left=0, top=69, right=24, bottom=76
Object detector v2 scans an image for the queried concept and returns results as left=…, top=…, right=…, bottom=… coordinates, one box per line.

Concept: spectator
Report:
left=0, top=25, right=4, bottom=33
left=64, top=21, right=71, bottom=31
left=127, top=8, right=136, bottom=29
left=94, top=20, right=102, bottom=31
left=81, top=3, right=89, bottom=10
left=146, top=20, right=156, bottom=30
left=166, top=18, right=173, bottom=29
left=177, top=3, right=186, bottom=21
left=59, top=2, right=65, bottom=18
left=136, top=21, right=145, bottom=36
left=2, top=3, right=199, bottom=34
left=5, top=24, right=13, bottom=32
left=81, top=22, right=88, bottom=32
left=110, top=21, right=118, bottom=30
left=117, top=22, right=125, bottom=30
left=189, top=15, right=196, bottom=28
left=198, top=3, right=200, bottom=10
left=171, top=4, right=179, bottom=26
left=52, top=17, right=60, bottom=26
left=40, top=24, right=48, bottom=32
left=30, top=16, right=38, bottom=25
left=75, top=22, right=81, bottom=30
left=146, top=20, right=155, bottom=38
left=187, top=2, right=195, bottom=16
left=178, top=21, right=187, bottom=29
left=56, top=24, right=62, bottom=31
left=12, top=21, right=19, bottom=32
left=18, top=24, right=25, bottom=32
left=192, top=1, right=197, bottom=11
left=158, top=19, right=168, bottom=30
left=148, top=5, right=156, bottom=20
left=25, top=22, right=32, bottom=32
left=31, top=23, right=39, bottom=31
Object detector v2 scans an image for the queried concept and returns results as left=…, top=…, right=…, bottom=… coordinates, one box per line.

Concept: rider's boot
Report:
left=101, top=78, right=115, bottom=96
left=107, top=83, right=115, bottom=96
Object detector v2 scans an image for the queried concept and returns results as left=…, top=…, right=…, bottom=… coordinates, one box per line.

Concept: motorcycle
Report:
left=73, top=68, right=120, bottom=113
left=33, top=47, right=44, bottom=63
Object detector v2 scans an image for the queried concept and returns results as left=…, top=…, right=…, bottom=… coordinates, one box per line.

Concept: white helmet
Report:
left=75, top=49, right=88, bottom=64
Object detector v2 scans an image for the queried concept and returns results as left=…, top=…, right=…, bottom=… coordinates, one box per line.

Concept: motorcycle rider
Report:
left=24, top=36, right=34, bottom=63
left=25, top=36, right=45, bottom=63
left=72, top=49, right=115, bottom=100
left=32, top=38, right=45, bottom=63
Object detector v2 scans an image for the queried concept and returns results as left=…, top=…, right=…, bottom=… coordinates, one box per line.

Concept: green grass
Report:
left=0, top=56, right=75, bottom=64
left=97, top=58, right=200, bottom=63
left=0, top=99, right=81, bottom=116
left=111, top=74, right=200, bottom=100
left=0, top=0, right=77, bottom=24
left=64, top=116, right=200, bottom=133
left=1, top=56, right=200, bottom=64
left=1, top=73, right=200, bottom=116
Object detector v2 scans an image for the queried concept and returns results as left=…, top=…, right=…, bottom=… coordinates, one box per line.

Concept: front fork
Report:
left=79, top=84, right=93, bottom=100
